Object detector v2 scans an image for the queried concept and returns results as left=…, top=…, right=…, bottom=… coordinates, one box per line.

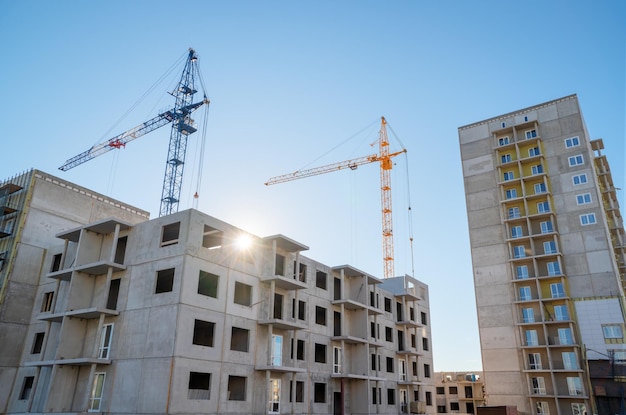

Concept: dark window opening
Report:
left=398, top=330, right=405, bottom=351
left=449, top=386, right=458, bottom=394
left=387, top=388, right=396, bottom=405
left=114, top=236, right=127, bottom=264
left=193, top=319, right=215, bottom=347
left=436, top=387, right=445, bottom=394
left=202, top=225, right=223, bottom=249
left=316, top=270, right=327, bottom=289
left=294, top=261, right=306, bottom=282
left=315, top=343, right=326, bottom=363
left=230, top=327, right=249, bottom=352
left=422, top=337, right=429, bottom=351
left=161, top=222, right=180, bottom=246
left=297, top=339, right=305, bottom=360
left=188, top=372, right=211, bottom=400
left=315, top=306, right=327, bottom=326
left=465, top=386, right=473, bottom=398
left=234, top=282, right=252, bottom=306
left=397, top=302, right=403, bottom=321
left=198, top=270, right=218, bottom=298
left=274, top=293, right=283, bottom=319
left=334, top=311, right=341, bottom=336
left=106, top=279, right=120, bottom=310
left=31, top=332, right=44, bottom=354
left=41, top=291, right=54, bottom=312
left=314, top=382, right=326, bottom=403
left=334, top=277, right=341, bottom=300
left=384, top=297, right=392, bottom=312
left=155, top=268, right=175, bottom=293
left=385, top=327, right=392, bottom=342
left=386, top=357, right=394, bottom=373
left=275, top=254, right=285, bottom=276
left=421, top=312, right=428, bottom=325
left=50, top=253, right=62, bottom=272
left=290, top=380, right=304, bottom=402
left=19, top=376, right=34, bottom=400
left=227, top=376, right=246, bottom=401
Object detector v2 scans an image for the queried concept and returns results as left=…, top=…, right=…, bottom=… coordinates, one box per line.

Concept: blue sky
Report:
left=1, top=1, right=624, bottom=371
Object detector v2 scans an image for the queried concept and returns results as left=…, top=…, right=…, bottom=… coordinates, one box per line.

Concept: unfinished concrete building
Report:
left=459, top=95, right=626, bottom=415
left=1, top=170, right=436, bottom=415
left=434, top=371, right=485, bottom=415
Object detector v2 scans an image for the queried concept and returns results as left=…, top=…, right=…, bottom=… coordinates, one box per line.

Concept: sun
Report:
left=235, top=233, right=253, bottom=250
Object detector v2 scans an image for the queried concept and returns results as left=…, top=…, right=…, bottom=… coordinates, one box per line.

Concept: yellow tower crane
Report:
left=265, top=116, right=406, bottom=279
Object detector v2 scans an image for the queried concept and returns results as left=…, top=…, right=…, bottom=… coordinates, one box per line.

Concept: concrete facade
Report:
left=459, top=95, right=626, bottom=415
left=434, top=372, right=485, bottom=415
left=1, top=171, right=436, bottom=415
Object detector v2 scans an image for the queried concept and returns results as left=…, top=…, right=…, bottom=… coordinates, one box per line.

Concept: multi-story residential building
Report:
left=434, top=371, right=485, bottom=414
left=1, top=169, right=436, bottom=415
left=459, top=94, right=626, bottom=415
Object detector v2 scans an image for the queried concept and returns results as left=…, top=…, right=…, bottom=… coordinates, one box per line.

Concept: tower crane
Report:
left=59, top=48, right=209, bottom=217
left=265, top=117, right=406, bottom=279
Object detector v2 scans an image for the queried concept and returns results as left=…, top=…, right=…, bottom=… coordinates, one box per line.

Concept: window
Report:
left=155, top=268, right=175, bottom=293
left=315, top=306, right=327, bottom=325
left=314, top=343, right=326, bottom=363
left=370, top=322, right=376, bottom=338
left=449, top=386, right=458, bottom=394
left=399, top=359, right=407, bottom=381
left=565, top=136, right=580, bottom=148
left=88, top=373, right=106, bottom=411
left=275, top=254, right=285, bottom=276
left=522, top=308, right=535, bottom=323
left=529, top=146, right=540, bottom=157
left=386, top=356, right=394, bottom=373
left=529, top=353, right=542, bottom=370
left=450, top=402, right=460, bottom=411
left=576, top=193, right=592, bottom=205
left=516, top=265, right=529, bottom=279
left=198, top=270, right=218, bottom=298
left=268, top=379, right=280, bottom=414
left=50, top=253, right=62, bottom=272
left=31, top=332, right=44, bottom=354
left=508, top=207, right=520, bottom=219
left=297, top=300, right=306, bottom=320
left=316, top=270, right=327, bottom=289
left=41, top=291, right=54, bottom=312
left=411, top=333, right=417, bottom=348
left=505, top=189, right=517, bottom=199
left=385, top=326, right=393, bottom=342
left=501, top=154, right=512, bottom=163
left=293, top=261, right=306, bottom=282
left=422, top=337, right=429, bottom=351
left=230, top=327, right=249, bottom=352
left=296, top=339, right=305, bottom=360
left=387, top=388, right=396, bottom=405
left=526, top=330, right=538, bottom=346
left=531, top=164, right=544, bottom=175
left=314, top=383, right=326, bottom=403
left=532, top=377, right=546, bottom=394
left=421, top=312, right=428, bottom=325
left=188, top=372, right=211, bottom=400
left=234, top=281, right=252, bottom=306
left=580, top=213, right=596, bottom=225
left=547, top=261, right=561, bottom=276
left=544, top=241, right=557, bottom=254
left=409, top=307, right=415, bottom=321
left=384, top=297, right=392, bottom=312
left=271, top=335, right=283, bottom=366
left=426, top=391, right=432, bottom=406
left=550, top=283, right=565, bottom=298
left=98, top=324, right=114, bottom=359
left=568, top=154, right=584, bottom=167
left=227, top=376, right=246, bottom=401
left=554, top=305, right=569, bottom=321
left=106, top=279, right=120, bottom=310
left=19, top=376, right=34, bottom=400
left=572, top=403, right=586, bottom=415
left=540, top=221, right=553, bottom=234
left=333, top=346, right=341, bottom=374
left=511, top=226, right=523, bottom=238
left=525, top=129, right=537, bottom=139
left=572, top=173, right=587, bottom=185
left=503, top=171, right=514, bottom=181
left=536, top=201, right=549, bottom=213
left=534, top=183, right=546, bottom=194
left=514, top=245, right=526, bottom=258
left=372, top=387, right=382, bottom=404
left=519, top=286, right=531, bottom=301
left=536, top=402, right=549, bottom=415
left=371, top=353, right=377, bottom=371
left=437, top=406, right=446, bottom=413
left=289, top=380, right=304, bottom=403
left=603, top=325, right=623, bottom=339
left=193, top=319, right=215, bottom=347
left=436, top=387, right=445, bottom=395
left=424, top=363, right=431, bottom=378
left=558, top=328, right=574, bottom=345
left=161, top=222, right=180, bottom=246
left=202, top=225, right=222, bottom=249
left=562, top=352, right=578, bottom=370
left=566, top=377, right=582, bottom=395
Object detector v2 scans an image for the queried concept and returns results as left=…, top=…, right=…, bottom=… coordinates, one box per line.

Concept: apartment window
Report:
left=314, top=383, right=326, bottom=403
left=297, top=300, right=306, bottom=320
left=547, top=261, right=561, bottom=276
left=412, top=361, right=418, bottom=376
left=399, top=359, right=407, bottom=381
left=536, top=402, right=549, bottom=414
left=296, top=339, right=305, bottom=360
left=198, top=270, right=218, bottom=298
left=234, top=281, right=252, bottom=306
left=426, top=392, right=432, bottom=406
left=508, top=207, right=521, bottom=219
left=516, top=265, right=529, bottom=279
left=88, top=373, right=106, bottom=411
left=544, top=241, right=557, bottom=255
left=385, top=326, right=393, bottom=342
left=409, top=307, right=415, bottom=321
left=370, top=321, right=376, bottom=338
left=614, top=350, right=626, bottom=363
left=572, top=173, right=587, bottom=185
left=230, top=327, right=249, bottom=352
left=603, top=325, right=623, bottom=339
left=563, top=352, right=578, bottom=370
left=501, top=154, right=512, bottom=163
left=537, top=201, right=550, bottom=213
left=514, top=245, right=526, bottom=258
left=293, top=261, right=306, bottom=282
left=50, top=253, right=62, bottom=272
left=315, top=306, right=327, bottom=325
left=387, top=388, right=396, bottom=405
left=529, top=146, right=540, bottom=157
left=550, top=283, right=565, bottom=299
left=384, top=297, right=392, bottom=312
left=273, top=293, right=283, bottom=319
left=532, top=377, right=546, bottom=394
left=558, top=328, right=574, bottom=345
left=531, top=164, right=544, bottom=175
left=386, top=357, right=394, bottom=373
left=566, top=377, right=582, bottom=395
left=372, top=387, right=382, bottom=404
left=534, top=183, right=547, bottom=194
left=580, top=213, right=596, bottom=225
left=316, top=270, right=327, bottom=289
left=448, top=386, right=458, bottom=394
left=436, top=387, right=444, bottom=394
left=505, top=189, right=517, bottom=199
left=526, top=330, right=539, bottom=346
left=155, top=268, right=175, bottom=293
left=529, top=353, right=542, bottom=370
left=411, top=333, right=417, bottom=348
left=98, top=324, right=114, bottom=359
left=424, top=364, right=431, bottom=378
left=193, top=319, right=215, bottom=347
left=522, top=308, right=535, bottom=323
left=41, top=291, right=54, bottom=312
left=499, top=137, right=510, bottom=146
left=554, top=305, right=569, bottom=321
left=572, top=403, right=586, bottom=415
left=188, top=372, right=211, bottom=400
left=275, top=254, right=285, bottom=276
left=106, top=279, right=120, bottom=310
left=565, top=136, right=580, bottom=148
left=269, top=379, right=280, bottom=414
left=227, top=376, right=246, bottom=401
left=422, top=337, right=429, bottom=351
left=525, top=129, right=537, bottom=139
left=271, top=335, right=283, bottom=366
left=202, top=225, right=223, bottom=249
left=421, top=312, right=428, bottom=325
left=576, top=193, right=592, bottom=205
left=511, top=226, right=523, bottom=238
left=503, top=171, right=514, bottom=181
left=333, top=346, right=342, bottom=374
left=519, top=286, right=531, bottom=301
left=568, top=154, right=584, bottom=167
left=161, top=222, right=180, bottom=246
left=371, top=353, right=377, bottom=371
left=19, top=376, right=34, bottom=400
left=31, top=332, right=44, bottom=354
left=289, top=380, right=304, bottom=402
left=314, top=343, right=327, bottom=363
left=540, top=221, right=553, bottom=234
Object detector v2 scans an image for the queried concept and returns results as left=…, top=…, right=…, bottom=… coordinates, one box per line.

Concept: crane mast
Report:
left=265, top=117, right=406, bottom=279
